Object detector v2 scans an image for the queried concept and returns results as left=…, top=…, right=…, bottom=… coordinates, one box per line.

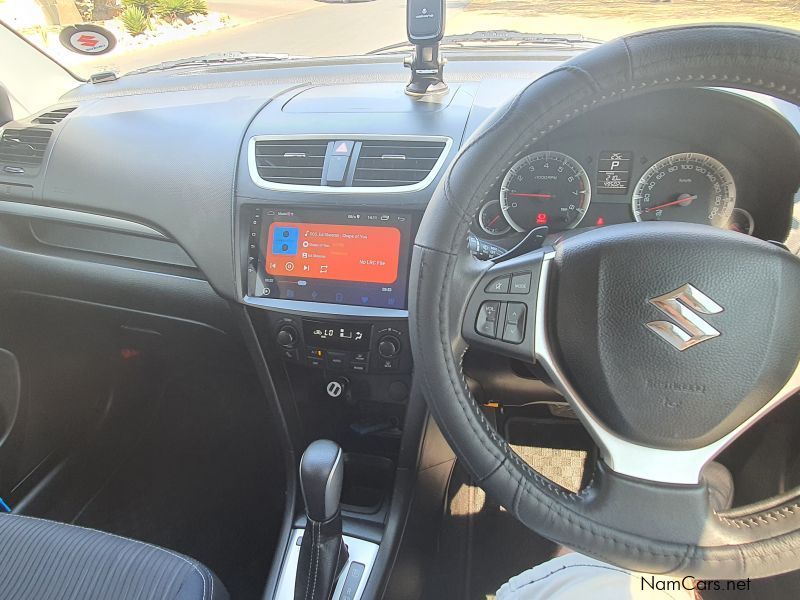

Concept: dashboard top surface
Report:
left=0, top=53, right=798, bottom=306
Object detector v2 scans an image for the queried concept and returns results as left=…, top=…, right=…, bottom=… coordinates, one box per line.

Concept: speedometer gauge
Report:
left=500, top=151, right=591, bottom=232
left=632, top=153, right=736, bottom=227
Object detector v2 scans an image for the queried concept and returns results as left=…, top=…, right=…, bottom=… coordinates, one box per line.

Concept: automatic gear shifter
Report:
left=295, top=440, right=349, bottom=600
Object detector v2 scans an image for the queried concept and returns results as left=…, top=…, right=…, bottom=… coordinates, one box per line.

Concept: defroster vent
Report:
left=32, top=107, right=76, bottom=125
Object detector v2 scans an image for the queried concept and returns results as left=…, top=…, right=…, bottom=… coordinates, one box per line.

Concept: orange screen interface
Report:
left=265, top=222, right=401, bottom=285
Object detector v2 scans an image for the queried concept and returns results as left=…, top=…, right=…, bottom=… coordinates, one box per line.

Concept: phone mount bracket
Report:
left=404, top=0, right=448, bottom=97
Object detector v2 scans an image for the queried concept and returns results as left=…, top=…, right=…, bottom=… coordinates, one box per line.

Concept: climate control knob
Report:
left=276, top=325, right=298, bottom=349
left=377, top=335, right=401, bottom=359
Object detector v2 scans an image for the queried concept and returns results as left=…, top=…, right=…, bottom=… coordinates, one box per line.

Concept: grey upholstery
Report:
left=0, top=513, right=228, bottom=600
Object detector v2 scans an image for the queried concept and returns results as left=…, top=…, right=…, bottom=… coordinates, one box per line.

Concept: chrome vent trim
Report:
left=353, top=139, right=448, bottom=188
left=248, top=134, right=453, bottom=193
left=252, top=138, right=328, bottom=186
left=0, top=127, right=52, bottom=166
left=32, top=107, right=77, bottom=125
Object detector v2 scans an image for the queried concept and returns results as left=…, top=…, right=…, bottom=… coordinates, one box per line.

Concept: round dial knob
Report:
left=378, top=335, right=401, bottom=359
left=276, top=325, right=298, bottom=349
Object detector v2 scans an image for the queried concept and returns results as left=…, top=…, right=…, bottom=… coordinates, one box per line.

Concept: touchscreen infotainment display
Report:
left=255, top=208, right=413, bottom=310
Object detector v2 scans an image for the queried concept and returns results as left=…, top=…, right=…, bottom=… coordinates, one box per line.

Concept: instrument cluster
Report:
left=471, top=89, right=800, bottom=246
left=479, top=149, right=746, bottom=238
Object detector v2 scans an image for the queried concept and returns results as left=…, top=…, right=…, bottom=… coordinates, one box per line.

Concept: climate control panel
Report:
left=254, top=312, right=412, bottom=375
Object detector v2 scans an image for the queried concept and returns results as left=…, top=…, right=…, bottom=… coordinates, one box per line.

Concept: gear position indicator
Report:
left=596, top=151, right=633, bottom=195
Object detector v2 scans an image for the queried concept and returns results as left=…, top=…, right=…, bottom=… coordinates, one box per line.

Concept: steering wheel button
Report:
left=510, top=272, right=532, bottom=294
left=485, top=276, right=510, bottom=294
left=502, top=322, right=525, bottom=344
left=505, top=302, right=526, bottom=326
left=502, top=303, right=526, bottom=343
left=476, top=301, right=501, bottom=338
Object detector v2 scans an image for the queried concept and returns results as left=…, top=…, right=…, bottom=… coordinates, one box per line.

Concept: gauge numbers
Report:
left=500, top=151, right=592, bottom=232
left=632, top=153, right=736, bottom=227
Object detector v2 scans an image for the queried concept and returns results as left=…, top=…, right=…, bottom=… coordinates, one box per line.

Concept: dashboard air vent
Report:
left=253, top=139, right=328, bottom=186
left=353, top=139, right=447, bottom=187
left=32, top=107, right=76, bottom=125
left=0, top=127, right=52, bottom=166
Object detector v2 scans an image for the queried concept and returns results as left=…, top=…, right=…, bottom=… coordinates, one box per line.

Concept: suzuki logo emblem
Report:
left=646, top=284, right=723, bottom=351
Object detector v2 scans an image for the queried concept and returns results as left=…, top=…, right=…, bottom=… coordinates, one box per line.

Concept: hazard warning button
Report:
left=325, top=140, right=355, bottom=184
left=332, top=140, right=354, bottom=156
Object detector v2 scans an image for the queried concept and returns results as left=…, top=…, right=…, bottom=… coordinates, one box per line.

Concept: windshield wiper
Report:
left=369, top=30, right=601, bottom=54
left=122, top=52, right=302, bottom=76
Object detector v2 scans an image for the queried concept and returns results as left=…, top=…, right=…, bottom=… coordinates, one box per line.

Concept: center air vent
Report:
left=249, top=135, right=451, bottom=192
left=0, top=127, right=52, bottom=167
left=253, top=139, right=328, bottom=186
left=353, top=139, right=448, bottom=188
left=32, top=107, right=76, bottom=125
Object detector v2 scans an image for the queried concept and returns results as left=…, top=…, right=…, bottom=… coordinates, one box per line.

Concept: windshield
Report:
left=2, top=0, right=799, bottom=78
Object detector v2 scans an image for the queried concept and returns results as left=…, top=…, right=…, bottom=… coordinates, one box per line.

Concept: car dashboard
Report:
left=1, top=59, right=798, bottom=286
left=0, top=52, right=797, bottom=380
left=0, top=52, right=798, bottom=400
left=1, top=49, right=799, bottom=599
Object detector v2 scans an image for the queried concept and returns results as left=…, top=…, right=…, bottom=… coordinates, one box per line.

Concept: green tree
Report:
left=120, top=5, right=149, bottom=35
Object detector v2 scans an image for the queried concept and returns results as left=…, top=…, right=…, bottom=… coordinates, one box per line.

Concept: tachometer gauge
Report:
left=500, top=151, right=591, bottom=232
left=477, top=200, right=512, bottom=236
left=632, top=153, right=736, bottom=227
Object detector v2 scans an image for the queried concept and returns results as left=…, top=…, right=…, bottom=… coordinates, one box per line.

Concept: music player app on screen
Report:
left=267, top=223, right=401, bottom=284
left=259, top=209, right=412, bottom=310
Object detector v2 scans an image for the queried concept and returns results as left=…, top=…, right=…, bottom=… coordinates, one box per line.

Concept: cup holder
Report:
left=340, top=453, right=394, bottom=514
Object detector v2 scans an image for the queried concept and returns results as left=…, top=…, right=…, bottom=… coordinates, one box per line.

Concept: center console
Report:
left=232, top=66, right=473, bottom=598
left=240, top=201, right=419, bottom=598
left=243, top=205, right=415, bottom=381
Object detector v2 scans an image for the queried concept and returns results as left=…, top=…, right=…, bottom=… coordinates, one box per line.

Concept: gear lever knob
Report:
left=295, top=440, right=349, bottom=600
left=299, top=439, right=343, bottom=522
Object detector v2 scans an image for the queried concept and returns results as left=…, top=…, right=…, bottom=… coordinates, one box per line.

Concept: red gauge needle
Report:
left=487, top=215, right=501, bottom=227
left=510, top=193, right=553, bottom=199
left=645, top=194, right=697, bottom=212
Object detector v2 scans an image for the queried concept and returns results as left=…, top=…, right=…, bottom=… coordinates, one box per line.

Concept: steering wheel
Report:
left=410, top=25, right=800, bottom=579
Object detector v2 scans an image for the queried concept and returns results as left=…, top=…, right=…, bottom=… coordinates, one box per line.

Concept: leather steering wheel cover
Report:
left=410, top=25, right=800, bottom=578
